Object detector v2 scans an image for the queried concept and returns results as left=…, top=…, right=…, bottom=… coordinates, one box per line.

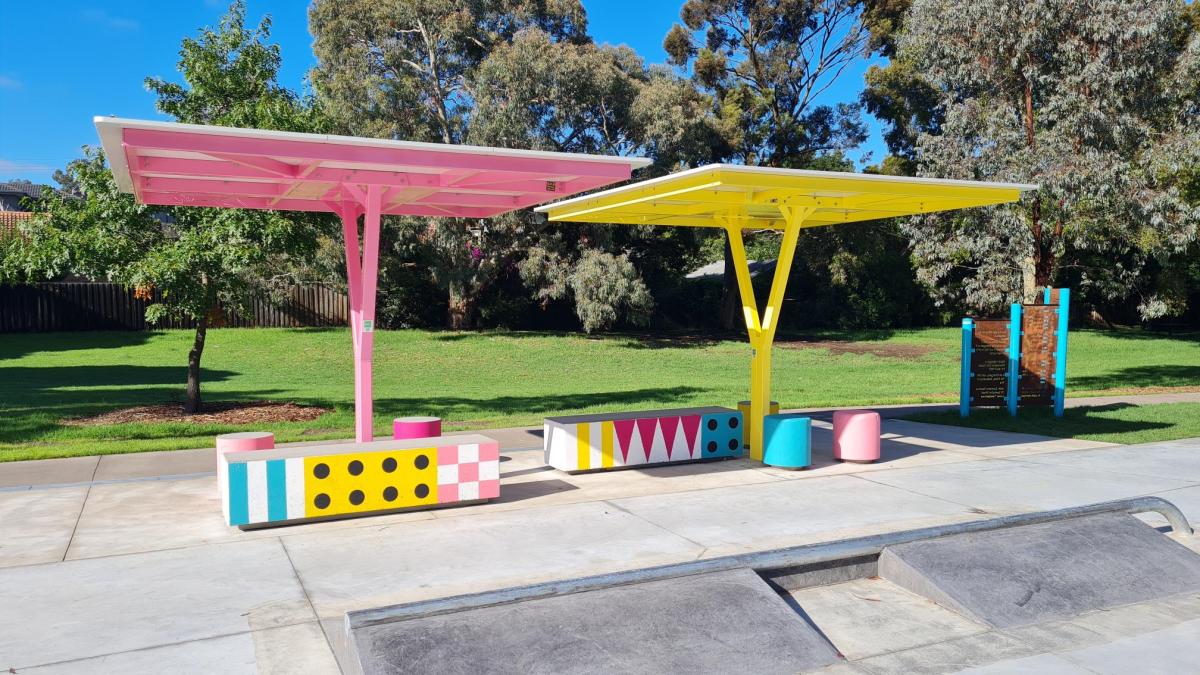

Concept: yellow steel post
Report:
left=727, top=206, right=812, bottom=460
left=725, top=223, right=764, bottom=452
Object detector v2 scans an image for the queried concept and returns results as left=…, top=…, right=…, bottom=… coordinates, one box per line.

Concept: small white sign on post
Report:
left=362, top=319, right=374, bottom=333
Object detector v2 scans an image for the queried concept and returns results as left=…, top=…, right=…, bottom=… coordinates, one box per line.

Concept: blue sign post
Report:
left=960, top=318, right=974, bottom=418
left=1006, top=303, right=1023, bottom=417
left=1048, top=287, right=1070, bottom=417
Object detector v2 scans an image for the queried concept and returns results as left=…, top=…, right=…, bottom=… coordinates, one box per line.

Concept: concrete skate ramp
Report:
left=879, top=512, right=1200, bottom=629
left=348, top=568, right=839, bottom=675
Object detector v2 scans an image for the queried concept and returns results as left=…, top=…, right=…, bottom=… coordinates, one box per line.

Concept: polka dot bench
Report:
left=217, top=434, right=500, bottom=528
left=544, top=406, right=743, bottom=473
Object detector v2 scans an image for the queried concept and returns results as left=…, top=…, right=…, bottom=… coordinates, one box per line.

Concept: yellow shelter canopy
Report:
left=536, top=164, right=1037, bottom=462
left=535, top=163, right=1036, bottom=229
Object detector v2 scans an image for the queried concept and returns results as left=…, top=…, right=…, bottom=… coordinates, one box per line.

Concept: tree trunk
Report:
left=1022, top=75, right=1056, bottom=294
left=447, top=282, right=476, bottom=330
left=184, top=312, right=209, bottom=414
left=718, top=232, right=742, bottom=331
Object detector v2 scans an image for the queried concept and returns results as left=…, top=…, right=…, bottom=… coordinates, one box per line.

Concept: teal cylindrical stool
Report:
left=762, top=414, right=812, bottom=469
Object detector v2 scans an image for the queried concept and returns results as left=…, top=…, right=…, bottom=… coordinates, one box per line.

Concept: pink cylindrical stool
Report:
left=215, top=431, right=274, bottom=456
left=393, top=416, right=442, bottom=440
left=832, top=410, right=881, bottom=463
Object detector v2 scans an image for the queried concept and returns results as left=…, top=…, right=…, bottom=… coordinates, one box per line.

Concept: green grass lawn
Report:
left=1, top=327, right=1197, bottom=461
left=907, top=402, right=1200, bottom=445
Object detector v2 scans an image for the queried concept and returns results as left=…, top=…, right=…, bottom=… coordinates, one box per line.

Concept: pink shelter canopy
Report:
left=96, top=117, right=651, bottom=441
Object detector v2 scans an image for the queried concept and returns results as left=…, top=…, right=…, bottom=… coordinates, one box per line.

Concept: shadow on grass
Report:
left=427, top=327, right=913, bottom=351
left=904, top=403, right=1175, bottom=441
left=1072, top=366, right=1200, bottom=391
left=1072, top=327, right=1200, bottom=342
left=373, top=386, right=706, bottom=420
left=0, top=365, right=244, bottom=442
left=0, top=331, right=156, bottom=361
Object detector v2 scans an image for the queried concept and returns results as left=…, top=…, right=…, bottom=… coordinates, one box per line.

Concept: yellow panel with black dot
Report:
left=304, top=447, right=438, bottom=517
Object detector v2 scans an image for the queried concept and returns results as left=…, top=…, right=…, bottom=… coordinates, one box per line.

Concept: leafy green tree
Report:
left=897, top=0, right=1200, bottom=318
left=3, top=2, right=329, bottom=413
left=312, top=2, right=714, bottom=331
left=663, top=0, right=872, bottom=329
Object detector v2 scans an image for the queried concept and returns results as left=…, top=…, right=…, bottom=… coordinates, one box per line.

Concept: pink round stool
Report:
left=215, top=432, right=274, bottom=499
left=832, top=410, right=881, bottom=463
left=215, top=431, right=274, bottom=456
left=393, top=416, right=442, bottom=440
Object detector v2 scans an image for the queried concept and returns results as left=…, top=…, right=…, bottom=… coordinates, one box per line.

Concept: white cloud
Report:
left=0, top=158, right=55, bottom=177
left=80, top=8, right=140, bottom=31
left=0, top=75, right=21, bottom=90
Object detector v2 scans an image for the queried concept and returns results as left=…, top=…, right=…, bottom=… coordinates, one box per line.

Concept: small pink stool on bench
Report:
left=393, top=416, right=442, bottom=440
left=832, top=410, right=881, bottom=463
left=215, top=431, right=274, bottom=455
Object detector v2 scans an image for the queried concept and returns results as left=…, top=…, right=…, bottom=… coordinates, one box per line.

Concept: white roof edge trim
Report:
left=95, top=116, right=652, bottom=193
left=535, top=163, right=1039, bottom=213
left=95, top=117, right=653, bottom=165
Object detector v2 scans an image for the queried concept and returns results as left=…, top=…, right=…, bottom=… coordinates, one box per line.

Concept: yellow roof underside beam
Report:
left=536, top=164, right=1036, bottom=230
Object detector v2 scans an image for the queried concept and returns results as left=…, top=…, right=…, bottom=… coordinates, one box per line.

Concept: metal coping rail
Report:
left=346, top=496, right=1193, bottom=630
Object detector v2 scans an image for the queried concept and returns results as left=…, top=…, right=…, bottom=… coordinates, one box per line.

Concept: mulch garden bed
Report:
left=776, top=340, right=939, bottom=359
left=63, top=401, right=331, bottom=426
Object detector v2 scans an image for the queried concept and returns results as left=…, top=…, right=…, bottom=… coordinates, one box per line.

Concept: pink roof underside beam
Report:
left=96, top=117, right=649, bottom=442
left=117, top=127, right=638, bottom=219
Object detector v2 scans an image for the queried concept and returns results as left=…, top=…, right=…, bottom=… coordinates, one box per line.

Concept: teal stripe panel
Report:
left=266, top=459, right=287, bottom=522
left=228, top=462, right=249, bottom=526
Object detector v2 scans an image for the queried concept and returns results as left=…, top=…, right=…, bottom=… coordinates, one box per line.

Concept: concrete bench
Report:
left=217, top=434, right=499, bottom=528
left=544, top=406, right=742, bottom=473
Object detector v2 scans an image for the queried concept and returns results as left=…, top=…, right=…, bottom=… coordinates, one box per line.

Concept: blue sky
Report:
left=0, top=1, right=886, bottom=184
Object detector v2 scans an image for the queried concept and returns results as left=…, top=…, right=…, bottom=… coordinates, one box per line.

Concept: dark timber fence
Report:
left=0, top=282, right=348, bottom=332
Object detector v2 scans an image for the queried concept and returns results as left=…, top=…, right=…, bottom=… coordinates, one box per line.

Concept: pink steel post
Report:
left=96, top=117, right=648, bottom=445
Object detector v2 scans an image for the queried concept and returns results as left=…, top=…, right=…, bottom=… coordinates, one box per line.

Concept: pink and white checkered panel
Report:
left=437, top=443, right=500, bottom=503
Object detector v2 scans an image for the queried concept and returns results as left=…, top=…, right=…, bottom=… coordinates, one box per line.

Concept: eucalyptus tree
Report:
left=310, top=1, right=715, bottom=331
left=663, top=0, right=871, bottom=328
left=899, top=0, right=1200, bottom=318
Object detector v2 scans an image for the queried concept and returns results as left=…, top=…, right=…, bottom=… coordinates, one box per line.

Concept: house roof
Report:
left=95, top=117, right=651, bottom=219
left=537, top=163, right=1037, bottom=229
left=0, top=182, right=55, bottom=200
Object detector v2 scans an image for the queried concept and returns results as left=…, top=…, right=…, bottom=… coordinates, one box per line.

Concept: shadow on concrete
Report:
left=493, top=478, right=578, bottom=504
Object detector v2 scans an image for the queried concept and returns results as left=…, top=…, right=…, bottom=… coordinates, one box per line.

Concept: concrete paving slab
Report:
left=0, top=538, right=314, bottom=668
left=19, top=621, right=339, bottom=674
left=0, top=486, right=87, bottom=568
left=879, top=513, right=1200, bottom=629
left=281, top=500, right=705, bottom=618
left=854, top=630, right=1038, bottom=674
left=996, top=617, right=1109, bottom=654
left=93, top=448, right=215, bottom=481
left=788, top=578, right=987, bottom=660
left=348, top=568, right=839, bottom=675
left=64, top=476, right=436, bottom=560
left=0, top=455, right=97, bottom=489
left=750, top=422, right=981, bottom=481
left=446, top=425, right=542, bottom=450
left=877, top=420, right=1115, bottom=458
left=611, top=474, right=976, bottom=555
left=1056, top=618, right=1200, bottom=674
left=954, top=653, right=1092, bottom=674
left=1017, top=439, right=1200, bottom=483
left=433, top=455, right=785, bottom=521
left=1065, top=594, right=1199, bottom=640
left=861, top=458, right=1197, bottom=514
